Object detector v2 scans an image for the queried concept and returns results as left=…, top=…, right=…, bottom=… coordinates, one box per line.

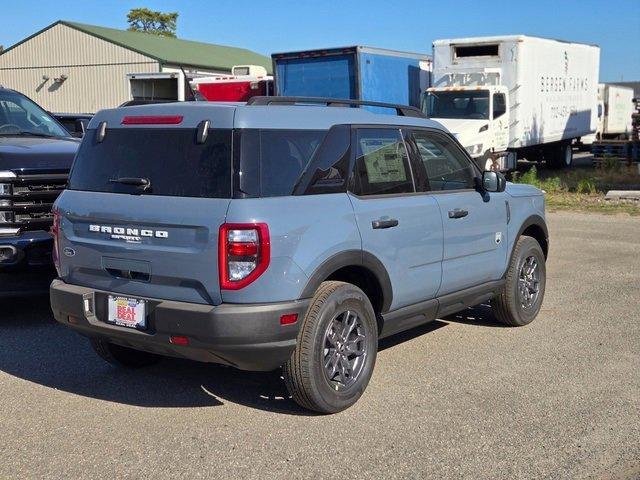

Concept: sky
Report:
left=1, top=0, right=639, bottom=82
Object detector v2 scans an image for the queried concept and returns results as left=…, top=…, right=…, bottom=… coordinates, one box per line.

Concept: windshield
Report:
left=0, top=90, right=68, bottom=137
left=423, top=90, right=490, bottom=120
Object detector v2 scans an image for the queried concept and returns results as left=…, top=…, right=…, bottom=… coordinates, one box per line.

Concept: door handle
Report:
left=372, top=218, right=399, bottom=229
left=448, top=209, right=469, bottom=219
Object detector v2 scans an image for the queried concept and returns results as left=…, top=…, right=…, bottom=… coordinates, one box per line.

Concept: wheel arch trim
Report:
left=507, top=214, right=549, bottom=273
left=299, top=250, right=393, bottom=312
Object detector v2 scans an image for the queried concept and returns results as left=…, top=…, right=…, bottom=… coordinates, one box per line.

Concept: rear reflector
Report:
left=121, top=115, right=184, bottom=125
left=280, top=314, right=298, bottom=325
left=169, top=335, right=189, bottom=346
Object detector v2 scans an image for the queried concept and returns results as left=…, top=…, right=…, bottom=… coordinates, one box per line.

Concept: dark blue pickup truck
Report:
left=0, top=87, right=79, bottom=294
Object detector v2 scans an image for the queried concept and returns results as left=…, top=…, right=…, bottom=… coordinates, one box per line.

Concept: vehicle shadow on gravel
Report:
left=443, top=303, right=509, bottom=328
left=0, top=295, right=503, bottom=415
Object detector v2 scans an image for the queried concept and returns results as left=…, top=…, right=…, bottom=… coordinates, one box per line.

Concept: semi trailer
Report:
left=423, top=35, right=600, bottom=170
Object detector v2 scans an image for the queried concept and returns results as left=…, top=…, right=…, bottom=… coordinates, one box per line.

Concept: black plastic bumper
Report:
left=49, top=280, right=309, bottom=371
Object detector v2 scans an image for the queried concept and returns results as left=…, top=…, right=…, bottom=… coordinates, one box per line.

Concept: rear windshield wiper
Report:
left=109, top=177, right=152, bottom=192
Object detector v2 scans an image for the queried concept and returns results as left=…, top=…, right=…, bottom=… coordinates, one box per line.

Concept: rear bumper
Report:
left=50, top=279, right=310, bottom=371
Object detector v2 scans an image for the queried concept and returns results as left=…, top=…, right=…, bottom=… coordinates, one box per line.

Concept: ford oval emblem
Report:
left=63, top=247, right=76, bottom=257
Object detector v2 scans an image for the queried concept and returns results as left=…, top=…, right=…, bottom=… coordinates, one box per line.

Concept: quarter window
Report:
left=411, top=131, right=476, bottom=191
left=352, top=128, right=414, bottom=196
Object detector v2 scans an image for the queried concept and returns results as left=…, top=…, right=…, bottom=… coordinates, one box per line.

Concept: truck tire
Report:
left=547, top=142, right=572, bottom=169
left=90, top=338, right=160, bottom=368
left=492, top=235, right=546, bottom=326
left=283, top=281, right=378, bottom=414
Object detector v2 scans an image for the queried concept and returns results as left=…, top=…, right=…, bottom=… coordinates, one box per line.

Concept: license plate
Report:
left=107, top=296, right=147, bottom=330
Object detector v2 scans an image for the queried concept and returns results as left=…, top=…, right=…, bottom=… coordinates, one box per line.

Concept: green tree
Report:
left=127, top=8, right=178, bottom=37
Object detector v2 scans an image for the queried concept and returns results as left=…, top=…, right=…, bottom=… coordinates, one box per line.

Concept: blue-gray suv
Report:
left=50, top=97, right=548, bottom=413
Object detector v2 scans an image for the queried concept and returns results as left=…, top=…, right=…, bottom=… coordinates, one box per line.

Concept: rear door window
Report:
left=69, top=128, right=232, bottom=198
left=351, top=128, right=415, bottom=196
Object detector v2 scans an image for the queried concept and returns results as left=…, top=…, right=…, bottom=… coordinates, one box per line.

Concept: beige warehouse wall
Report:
left=0, top=23, right=159, bottom=112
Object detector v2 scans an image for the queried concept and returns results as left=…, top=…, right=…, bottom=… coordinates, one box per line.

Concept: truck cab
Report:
left=423, top=82, right=511, bottom=170
left=0, top=87, right=79, bottom=294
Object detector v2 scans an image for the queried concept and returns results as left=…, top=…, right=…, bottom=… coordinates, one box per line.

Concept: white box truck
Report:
left=599, top=84, right=634, bottom=139
left=580, top=84, right=634, bottom=147
left=423, top=35, right=600, bottom=170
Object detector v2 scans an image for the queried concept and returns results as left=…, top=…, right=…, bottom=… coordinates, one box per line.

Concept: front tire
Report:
left=492, top=236, right=546, bottom=326
left=90, top=338, right=161, bottom=368
left=283, top=281, right=378, bottom=414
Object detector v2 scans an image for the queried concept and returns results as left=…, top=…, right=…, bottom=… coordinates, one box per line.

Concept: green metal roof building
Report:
left=0, top=20, right=272, bottom=113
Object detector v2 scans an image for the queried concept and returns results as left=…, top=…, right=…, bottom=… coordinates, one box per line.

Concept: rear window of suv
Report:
left=69, top=128, right=232, bottom=198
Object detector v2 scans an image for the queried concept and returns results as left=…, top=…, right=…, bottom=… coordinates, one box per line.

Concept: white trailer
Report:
left=579, top=84, right=634, bottom=147
left=600, top=84, right=634, bottom=138
left=423, top=35, right=600, bottom=170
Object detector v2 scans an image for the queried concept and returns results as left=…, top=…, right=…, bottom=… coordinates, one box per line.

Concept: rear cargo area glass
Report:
left=70, top=128, right=231, bottom=198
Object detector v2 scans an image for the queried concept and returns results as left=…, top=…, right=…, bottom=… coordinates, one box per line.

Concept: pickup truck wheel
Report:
left=90, top=338, right=160, bottom=368
left=492, top=235, right=546, bottom=326
left=283, top=281, right=378, bottom=414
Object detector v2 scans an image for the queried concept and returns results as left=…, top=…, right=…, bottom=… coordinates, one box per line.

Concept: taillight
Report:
left=219, top=223, right=270, bottom=290
left=51, top=208, right=61, bottom=275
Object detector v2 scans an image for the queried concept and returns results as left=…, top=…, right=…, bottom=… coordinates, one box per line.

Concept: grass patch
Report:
left=510, top=164, right=640, bottom=215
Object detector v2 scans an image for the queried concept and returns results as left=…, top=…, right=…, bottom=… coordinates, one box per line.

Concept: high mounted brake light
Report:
left=219, top=223, right=270, bottom=290
left=121, top=115, right=184, bottom=125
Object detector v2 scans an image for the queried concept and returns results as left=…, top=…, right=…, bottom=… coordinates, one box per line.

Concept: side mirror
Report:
left=482, top=170, right=506, bottom=192
left=75, top=119, right=88, bottom=136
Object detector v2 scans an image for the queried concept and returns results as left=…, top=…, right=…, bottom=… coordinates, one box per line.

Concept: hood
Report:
left=0, top=136, right=80, bottom=173
left=430, top=118, right=489, bottom=134
left=431, top=118, right=489, bottom=137
left=506, top=182, right=543, bottom=197
left=430, top=118, right=490, bottom=156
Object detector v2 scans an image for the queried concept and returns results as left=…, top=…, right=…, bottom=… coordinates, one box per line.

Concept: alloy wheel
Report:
left=322, top=310, right=368, bottom=389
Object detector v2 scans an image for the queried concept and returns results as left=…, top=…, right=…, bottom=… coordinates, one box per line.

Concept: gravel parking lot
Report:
left=1, top=211, right=638, bottom=479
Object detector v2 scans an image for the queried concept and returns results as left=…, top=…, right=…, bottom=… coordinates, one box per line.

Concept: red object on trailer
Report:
left=195, top=78, right=272, bottom=102
left=191, top=65, right=274, bottom=102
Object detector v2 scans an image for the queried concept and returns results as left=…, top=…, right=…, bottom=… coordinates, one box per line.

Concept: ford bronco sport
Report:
left=50, top=97, right=548, bottom=413
left=0, top=87, right=79, bottom=294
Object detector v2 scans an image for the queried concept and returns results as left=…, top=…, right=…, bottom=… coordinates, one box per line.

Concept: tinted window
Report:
left=293, top=125, right=351, bottom=195
left=236, top=129, right=326, bottom=197
left=0, top=90, right=68, bottom=137
left=352, top=129, right=414, bottom=196
left=493, top=93, right=506, bottom=119
left=70, top=128, right=231, bottom=198
left=411, top=130, right=476, bottom=191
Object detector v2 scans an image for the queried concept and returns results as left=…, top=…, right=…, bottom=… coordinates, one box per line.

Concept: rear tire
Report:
left=547, top=142, right=572, bottom=169
left=283, top=281, right=378, bottom=414
left=90, top=338, right=160, bottom=368
left=492, top=235, right=546, bottom=326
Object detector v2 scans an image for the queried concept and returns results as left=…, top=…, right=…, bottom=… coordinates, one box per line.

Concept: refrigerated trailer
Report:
left=424, top=35, right=600, bottom=170
left=600, top=84, right=634, bottom=139
left=272, top=46, right=432, bottom=110
left=579, top=84, right=634, bottom=147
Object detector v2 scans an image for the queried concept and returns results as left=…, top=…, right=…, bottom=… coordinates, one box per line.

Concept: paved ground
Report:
left=1, top=211, right=638, bottom=479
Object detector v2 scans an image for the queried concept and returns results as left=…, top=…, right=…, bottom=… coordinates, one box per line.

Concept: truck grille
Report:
left=0, top=173, right=68, bottom=232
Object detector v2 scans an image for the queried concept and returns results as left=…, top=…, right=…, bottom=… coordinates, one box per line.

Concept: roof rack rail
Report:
left=246, top=96, right=426, bottom=118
